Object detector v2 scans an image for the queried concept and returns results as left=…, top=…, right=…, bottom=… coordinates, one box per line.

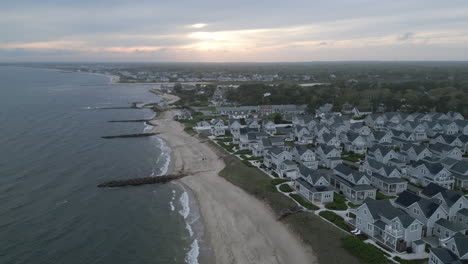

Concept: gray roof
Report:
left=451, top=161, right=468, bottom=175
left=294, top=145, right=313, bottom=155
left=430, top=248, right=458, bottom=263
left=371, top=173, right=406, bottom=184
left=458, top=208, right=468, bottom=217
left=363, top=198, right=416, bottom=228
left=334, top=164, right=354, bottom=176
left=435, top=218, right=466, bottom=232
left=297, top=176, right=332, bottom=193
left=430, top=142, right=459, bottom=153
left=451, top=232, right=468, bottom=258
left=395, top=191, right=421, bottom=207
left=415, top=160, right=445, bottom=175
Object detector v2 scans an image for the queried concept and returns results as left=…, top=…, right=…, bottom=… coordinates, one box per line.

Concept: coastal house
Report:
left=176, top=109, right=192, bottom=120
left=316, top=144, right=342, bottom=169
left=294, top=166, right=334, bottom=203
left=429, top=143, right=463, bottom=161
left=262, top=120, right=277, bottom=135
left=420, top=183, right=468, bottom=220
left=394, top=191, right=449, bottom=237
left=429, top=233, right=468, bottom=264
left=291, top=145, right=318, bottom=169
left=370, top=172, right=408, bottom=196
left=263, top=147, right=292, bottom=176
left=367, top=145, right=398, bottom=165
left=455, top=120, right=468, bottom=135
left=210, top=119, right=226, bottom=137
left=330, top=164, right=376, bottom=204
left=352, top=106, right=372, bottom=118
left=450, top=161, right=468, bottom=189
left=342, top=132, right=367, bottom=154
left=349, top=198, right=424, bottom=252
left=229, top=119, right=242, bottom=142
left=409, top=160, right=454, bottom=189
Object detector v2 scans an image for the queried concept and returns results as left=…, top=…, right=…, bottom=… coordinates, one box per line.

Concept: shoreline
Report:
left=151, top=93, right=317, bottom=264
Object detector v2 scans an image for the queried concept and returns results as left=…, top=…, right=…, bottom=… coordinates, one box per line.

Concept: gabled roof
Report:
left=351, top=172, right=369, bottom=183
left=451, top=232, right=468, bottom=258
left=421, top=182, right=448, bottom=197
left=435, top=218, right=465, bottom=232
left=395, top=191, right=421, bottom=207
left=334, top=164, right=354, bottom=176
left=363, top=198, right=416, bottom=228
left=451, top=161, right=468, bottom=175
left=430, top=142, right=459, bottom=153
left=317, top=144, right=338, bottom=155
left=395, top=190, right=442, bottom=218
left=430, top=248, right=459, bottom=263
left=415, top=160, right=445, bottom=175
left=294, top=145, right=313, bottom=155
left=270, top=147, right=286, bottom=155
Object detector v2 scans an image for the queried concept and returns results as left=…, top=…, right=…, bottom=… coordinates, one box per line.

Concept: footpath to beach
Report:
left=150, top=96, right=317, bottom=264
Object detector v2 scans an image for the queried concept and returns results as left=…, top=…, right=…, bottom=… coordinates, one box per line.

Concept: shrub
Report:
left=325, top=193, right=348, bottom=211
left=271, top=178, right=289, bottom=185
left=241, top=159, right=255, bottom=167
left=376, top=192, right=396, bottom=200
left=235, top=149, right=253, bottom=155
left=393, top=256, right=427, bottom=264
left=342, top=236, right=390, bottom=264
left=279, top=184, right=293, bottom=193
left=319, top=211, right=351, bottom=231
left=290, top=194, right=320, bottom=210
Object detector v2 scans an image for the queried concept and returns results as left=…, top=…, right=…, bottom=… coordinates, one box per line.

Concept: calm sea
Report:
left=0, top=66, right=205, bottom=264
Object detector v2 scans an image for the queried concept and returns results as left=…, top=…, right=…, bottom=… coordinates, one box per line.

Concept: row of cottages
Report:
left=216, top=106, right=259, bottom=119
left=351, top=183, right=468, bottom=254
left=330, top=164, right=377, bottom=204
left=365, top=112, right=466, bottom=137
left=350, top=198, right=425, bottom=253
left=431, top=133, right=468, bottom=153
left=294, top=165, right=335, bottom=203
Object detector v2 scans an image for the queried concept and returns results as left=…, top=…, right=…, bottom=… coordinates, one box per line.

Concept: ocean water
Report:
left=0, top=67, right=205, bottom=264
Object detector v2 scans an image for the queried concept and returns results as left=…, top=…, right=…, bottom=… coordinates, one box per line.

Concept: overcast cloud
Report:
left=1, top=0, right=468, bottom=62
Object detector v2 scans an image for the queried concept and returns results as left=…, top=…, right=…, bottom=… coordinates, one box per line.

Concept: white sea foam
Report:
left=169, top=201, right=175, bottom=211
left=155, top=137, right=172, bottom=176
left=179, top=191, right=190, bottom=219
left=185, top=239, right=199, bottom=264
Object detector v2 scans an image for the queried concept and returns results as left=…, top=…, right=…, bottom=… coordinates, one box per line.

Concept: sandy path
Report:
left=151, top=109, right=317, bottom=264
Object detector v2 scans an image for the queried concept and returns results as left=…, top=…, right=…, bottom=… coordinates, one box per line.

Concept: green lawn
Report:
left=319, top=210, right=351, bottom=231
left=289, top=193, right=320, bottom=210
left=279, top=184, right=293, bottom=193
left=325, top=192, right=348, bottom=211
left=393, top=256, right=428, bottom=264
left=342, top=236, right=392, bottom=264
left=376, top=192, right=396, bottom=200
left=271, top=178, right=289, bottom=185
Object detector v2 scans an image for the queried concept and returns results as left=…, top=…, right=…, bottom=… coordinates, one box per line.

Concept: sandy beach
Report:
left=150, top=99, right=317, bottom=264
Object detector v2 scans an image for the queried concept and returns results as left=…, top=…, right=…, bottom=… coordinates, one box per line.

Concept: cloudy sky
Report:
left=1, top=0, right=468, bottom=62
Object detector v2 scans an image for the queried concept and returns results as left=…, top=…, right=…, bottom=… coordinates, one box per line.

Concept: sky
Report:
left=1, top=0, right=468, bottom=62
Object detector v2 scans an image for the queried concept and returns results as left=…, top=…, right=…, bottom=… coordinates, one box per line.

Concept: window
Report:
left=410, top=224, right=418, bottom=232
left=368, top=224, right=373, bottom=231
left=357, top=217, right=362, bottom=224
left=451, top=245, right=455, bottom=252
left=364, top=209, right=367, bottom=215
left=413, top=208, right=420, bottom=215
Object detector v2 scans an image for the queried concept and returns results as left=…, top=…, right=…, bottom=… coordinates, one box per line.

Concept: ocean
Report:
left=0, top=66, right=205, bottom=264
